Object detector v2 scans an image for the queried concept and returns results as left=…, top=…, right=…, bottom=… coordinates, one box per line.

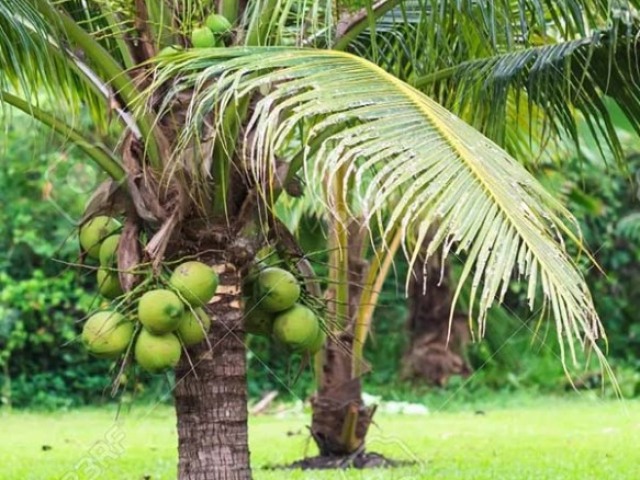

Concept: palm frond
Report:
left=0, top=0, right=163, bottom=166
left=0, top=90, right=125, bottom=180
left=345, top=0, right=640, bottom=55
left=616, top=211, right=640, bottom=243
left=348, top=1, right=640, bottom=161
left=152, top=47, right=606, bottom=366
left=0, top=0, right=107, bottom=125
left=242, top=0, right=335, bottom=46
left=414, top=27, right=640, bottom=162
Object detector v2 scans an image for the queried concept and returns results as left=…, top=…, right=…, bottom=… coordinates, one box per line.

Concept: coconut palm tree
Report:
left=0, top=0, right=632, bottom=478
left=282, top=0, right=640, bottom=459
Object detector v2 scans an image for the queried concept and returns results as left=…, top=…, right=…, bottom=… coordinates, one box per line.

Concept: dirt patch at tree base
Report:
left=270, top=452, right=414, bottom=470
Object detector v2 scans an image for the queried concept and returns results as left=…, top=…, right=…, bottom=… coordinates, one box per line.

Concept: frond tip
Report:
left=152, top=47, right=607, bottom=368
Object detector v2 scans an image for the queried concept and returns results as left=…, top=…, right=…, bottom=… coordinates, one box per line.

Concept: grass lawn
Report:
left=1, top=397, right=639, bottom=479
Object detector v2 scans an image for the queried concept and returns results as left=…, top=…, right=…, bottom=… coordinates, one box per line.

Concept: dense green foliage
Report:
left=561, top=157, right=640, bottom=364
left=0, top=113, right=116, bottom=408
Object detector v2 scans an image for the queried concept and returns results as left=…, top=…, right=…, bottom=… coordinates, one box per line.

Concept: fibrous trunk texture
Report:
left=310, top=333, right=374, bottom=456
left=174, top=262, right=251, bottom=480
left=310, top=221, right=373, bottom=456
left=401, top=251, right=471, bottom=386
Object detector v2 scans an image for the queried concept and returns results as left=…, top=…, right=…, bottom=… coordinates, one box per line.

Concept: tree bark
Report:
left=310, top=333, right=374, bottom=456
left=310, top=221, right=373, bottom=456
left=174, top=262, right=251, bottom=480
left=401, top=251, right=471, bottom=386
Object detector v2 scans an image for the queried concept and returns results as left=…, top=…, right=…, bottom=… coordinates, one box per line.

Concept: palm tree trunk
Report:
left=401, top=250, right=471, bottom=386
left=310, top=222, right=374, bottom=456
left=174, top=262, right=251, bottom=480
left=310, top=333, right=374, bottom=456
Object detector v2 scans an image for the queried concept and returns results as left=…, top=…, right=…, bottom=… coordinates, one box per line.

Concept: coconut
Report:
left=254, top=267, right=301, bottom=312
left=79, top=216, right=120, bottom=259
left=82, top=310, right=133, bottom=359
left=138, top=289, right=185, bottom=334
left=305, top=327, right=327, bottom=354
left=191, top=27, right=217, bottom=48
left=205, top=13, right=232, bottom=34
left=169, top=261, right=219, bottom=306
left=243, top=299, right=275, bottom=336
left=272, top=304, right=319, bottom=351
left=157, top=45, right=181, bottom=57
left=99, top=234, right=120, bottom=267
left=97, top=267, right=124, bottom=299
left=177, top=308, right=212, bottom=346
left=134, top=329, right=182, bottom=373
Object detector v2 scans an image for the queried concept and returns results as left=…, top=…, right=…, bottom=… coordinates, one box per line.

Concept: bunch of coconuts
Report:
left=157, top=12, right=232, bottom=57
left=78, top=216, right=218, bottom=373
left=243, top=263, right=326, bottom=356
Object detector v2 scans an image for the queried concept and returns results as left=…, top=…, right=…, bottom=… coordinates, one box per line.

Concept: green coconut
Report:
left=254, top=267, right=301, bottom=312
left=305, top=327, right=327, bottom=354
left=99, top=234, right=120, bottom=267
left=176, top=308, right=212, bottom=346
left=97, top=267, right=124, bottom=299
left=191, top=26, right=217, bottom=48
left=243, top=299, right=275, bottom=336
left=272, top=304, right=319, bottom=351
left=157, top=45, right=181, bottom=57
left=169, top=261, right=219, bottom=306
left=205, top=13, right=232, bottom=34
left=134, top=329, right=182, bottom=373
left=82, top=310, right=133, bottom=359
left=138, top=289, right=185, bottom=334
left=79, top=216, right=120, bottom=259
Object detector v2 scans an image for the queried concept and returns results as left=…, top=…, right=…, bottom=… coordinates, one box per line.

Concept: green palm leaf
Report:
left=243, top=0, right=334, bottom=46
left=0, top=0, right=135, bottom=135
left=152, top=47, right=606, bottom=366
left=616, top=211, right=640, bottom=243
left=414, top=28, right=640, bottom=160
left=0, top=0, right=163, bottom=164
left=0, top=1, right=100, bottom=115
left=349, top=1, right=640, bottom=160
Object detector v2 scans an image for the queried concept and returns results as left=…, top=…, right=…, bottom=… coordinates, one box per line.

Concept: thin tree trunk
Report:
left=401, top=250, right=471, bottom=386
left=310, top=333, right=374, bottom=456
left=310, top=221, right=373, bottom=456
left=174, top=262, right=251, bottom=480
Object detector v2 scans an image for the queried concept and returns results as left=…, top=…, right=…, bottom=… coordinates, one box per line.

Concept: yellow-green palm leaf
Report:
left=154, top=47, right=606, bottom=365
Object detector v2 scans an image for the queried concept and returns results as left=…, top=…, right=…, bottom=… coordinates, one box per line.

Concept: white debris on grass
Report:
left=274, top=399, right=306, bottom=419
left=267, top=393, right=429, bottom=418
left=362, top=392, right=429, bottom=415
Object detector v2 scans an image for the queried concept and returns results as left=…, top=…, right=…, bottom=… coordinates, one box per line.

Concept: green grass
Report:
left=1, top=397, right=639, bottom=479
